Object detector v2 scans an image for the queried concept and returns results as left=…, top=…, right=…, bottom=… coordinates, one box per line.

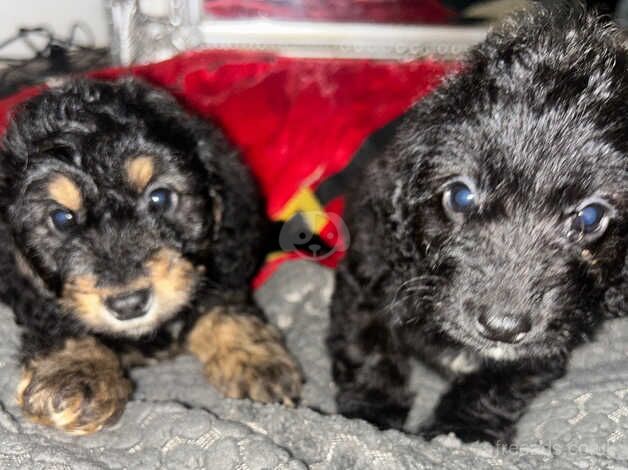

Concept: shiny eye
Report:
left=443, top=178, right=478, bottom=220
left=148, top=187, right=176, bottom=213
left=569, top=199, right=613, bottom=242
left=577, top=204, right=605, bottom=233
left=50, top=209, right=76, bottom=232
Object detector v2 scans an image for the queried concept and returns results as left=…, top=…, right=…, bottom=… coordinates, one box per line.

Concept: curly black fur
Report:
left=0, top=78, right=301, bottom=432
left=0, top=77, right=266, bottom=350
left=328, top=7, right=627, bottom=445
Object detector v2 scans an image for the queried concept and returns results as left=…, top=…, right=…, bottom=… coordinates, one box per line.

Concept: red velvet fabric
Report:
left=0, top=50, right=454, bottom=284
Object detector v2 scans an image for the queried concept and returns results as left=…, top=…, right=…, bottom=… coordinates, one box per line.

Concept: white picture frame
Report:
left=105, top=0, right=488, bottom=65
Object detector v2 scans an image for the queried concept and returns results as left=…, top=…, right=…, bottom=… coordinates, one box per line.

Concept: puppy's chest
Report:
left=106, top=318, right=187, bottom=367
left=413, top=340, right=481, bottom=377
left=434, top=349, right=481, bottom=376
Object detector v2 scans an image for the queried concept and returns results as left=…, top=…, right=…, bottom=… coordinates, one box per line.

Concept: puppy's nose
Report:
left=477, top=311, right=531, bottom=343
left=105, top=288, right=152, bottom=320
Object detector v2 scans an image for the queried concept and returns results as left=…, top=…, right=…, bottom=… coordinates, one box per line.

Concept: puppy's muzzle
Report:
left=105, top=288, right=152, bottom=320
left=477, top=311, right=531, bottom=344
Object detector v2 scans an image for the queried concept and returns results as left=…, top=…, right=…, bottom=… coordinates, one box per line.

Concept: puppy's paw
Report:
left=205, top=343, right=303, bottom=405
left=17, top=337, right=131, bottom=435
left=187, top=308, right=303, bottom=405
left=418, top=418, right=514, bottom=446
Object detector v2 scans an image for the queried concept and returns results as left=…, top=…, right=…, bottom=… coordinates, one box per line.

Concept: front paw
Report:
left=17, top=338, right=131, bottom=435
left=209, top=346, right=303, bottom=406
left=187, top=310, right=303, bottom=405
left=418, top=418, right=514, bottom=446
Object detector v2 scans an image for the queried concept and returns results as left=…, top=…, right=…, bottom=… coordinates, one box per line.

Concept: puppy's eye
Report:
left=443, top=178, right=478, bottom=220
left=148, top=187, right=177, bottom=214
left=50, top=209, right=76, bottom=232
left=568, top=198, right=613, bottom=242
left=576, top=204, right=605, bottom=233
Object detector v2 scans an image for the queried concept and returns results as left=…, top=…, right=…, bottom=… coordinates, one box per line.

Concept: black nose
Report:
left=105, top=288, right=152, bottom=320
left=477, top=311, right=531, bottom=343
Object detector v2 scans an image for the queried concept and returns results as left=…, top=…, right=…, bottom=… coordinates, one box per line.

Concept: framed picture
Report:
left=105, top=0, right=496, bottom=64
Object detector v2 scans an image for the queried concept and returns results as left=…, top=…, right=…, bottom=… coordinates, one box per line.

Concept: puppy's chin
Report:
left=478, top=344, right=521, bottom=362
left=449, top=331, right=523, bottom=362
left=440, top=322, right=559, bottom=362
left=476, top=341, right=562, bottom=362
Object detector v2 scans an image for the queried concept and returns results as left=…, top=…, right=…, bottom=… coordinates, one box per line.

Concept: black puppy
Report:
left=328, top=7, right=627, bottom=445
left=0, top=78, right=302, bottom=435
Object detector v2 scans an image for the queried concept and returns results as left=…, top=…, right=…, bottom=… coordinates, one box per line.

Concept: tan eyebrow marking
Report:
left=125, top=155, right=154, bottom=191
left=48, top=175, right=82, bottom=212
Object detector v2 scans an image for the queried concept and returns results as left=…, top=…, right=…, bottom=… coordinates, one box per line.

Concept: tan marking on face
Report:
left=60, top=248, right=197, bottom=336
left=48, top=175, right=82, bottom=212
left=146, top=248, right=196, bottom=314
left=186, top=308, right=302, bottom=405
left=60, top=275, right=112, bottom=330
left=16, top=337, right=131, bottom=435
left=125, top=155, right=155, bottom=191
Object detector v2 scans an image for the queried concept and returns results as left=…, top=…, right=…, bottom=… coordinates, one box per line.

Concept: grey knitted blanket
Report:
left=0, top=261, right=625, bottom=469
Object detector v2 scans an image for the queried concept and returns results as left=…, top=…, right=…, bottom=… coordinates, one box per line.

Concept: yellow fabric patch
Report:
left=275, top=187, right=328, bottom=233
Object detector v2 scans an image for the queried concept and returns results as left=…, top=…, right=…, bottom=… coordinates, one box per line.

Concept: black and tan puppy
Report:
left=0, top=78, right=302, bottom=435
left=328, top=8, right=627, bottom=445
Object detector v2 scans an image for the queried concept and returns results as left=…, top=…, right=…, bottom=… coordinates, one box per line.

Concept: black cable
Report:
left=0, top=24, right=110, bottom=98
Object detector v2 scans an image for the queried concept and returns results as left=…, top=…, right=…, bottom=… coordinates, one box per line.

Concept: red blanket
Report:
left=0, top=50, right=454, bottom=285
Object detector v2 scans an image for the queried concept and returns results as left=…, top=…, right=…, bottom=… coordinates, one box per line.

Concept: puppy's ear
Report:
left=604, top=253, right=627, bottom=318
left=193, top=129, right=267, bottom=289
left=117, top=78, right=267, bottom=288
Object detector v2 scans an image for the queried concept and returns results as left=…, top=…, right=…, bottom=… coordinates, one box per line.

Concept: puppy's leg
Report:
left=186, top=305, right=302, bottom=405
left=328, top=270, right=414, bottom=430
left=419, top=360, right=566, bottom=445
left=17, top=336, right=131, bottom=435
